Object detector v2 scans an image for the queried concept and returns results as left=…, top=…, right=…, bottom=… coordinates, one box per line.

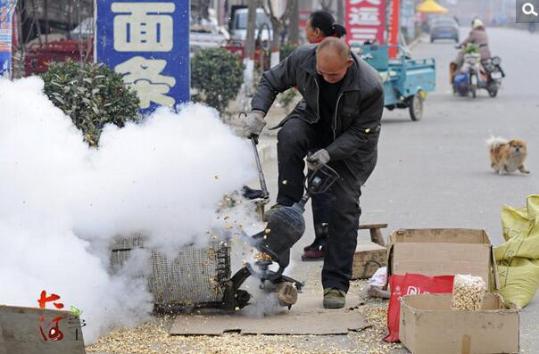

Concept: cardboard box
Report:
left=400, top=294, right=519, bottom=354
left=0, top=305, right=85, bottom=354
left=387, top=229, right=498, bottom=289
left=351, top=242, right=387, bottom=280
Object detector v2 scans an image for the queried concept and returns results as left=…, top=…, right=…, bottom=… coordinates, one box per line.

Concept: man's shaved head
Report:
left=316, top=37, right=352, bottom=83
left=317, top=37, right=351, bottom=61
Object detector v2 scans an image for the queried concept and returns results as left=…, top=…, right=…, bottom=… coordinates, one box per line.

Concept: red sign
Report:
left=388, top=0, right=400, bottom=58
left=299, top=10, right=310, bottom=31
left=345, top=0, right=387, bottom=46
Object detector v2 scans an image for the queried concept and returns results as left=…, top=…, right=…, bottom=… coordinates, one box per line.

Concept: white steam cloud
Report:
left=0, top=77, right=255, bottom=343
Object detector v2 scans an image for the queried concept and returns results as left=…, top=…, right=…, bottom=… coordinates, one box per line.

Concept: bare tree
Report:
left=192, top=0, right=210, bottom=21
left=200, top=0, right=210, bottom=20
left=288, top=0, right=299, bottom=45
left=337, top=0, right=344, bottom=25
left=320, top=0, right=334, bottom=13
left=245, top=0, right=258, bottom=63
left=266, top=0, right=290, bottom=67
left=241, top=0, right=259, bottom=101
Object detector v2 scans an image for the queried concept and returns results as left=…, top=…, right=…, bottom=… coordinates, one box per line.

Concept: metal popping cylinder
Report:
left=253, top=164, right=339, bottom=275
left=224, top=133, right=339, bottom=311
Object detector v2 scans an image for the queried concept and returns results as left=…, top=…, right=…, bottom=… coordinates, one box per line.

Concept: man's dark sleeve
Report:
left=251, top=52, right=299, bottom=114
left=325, top=84, right=384, bottom=161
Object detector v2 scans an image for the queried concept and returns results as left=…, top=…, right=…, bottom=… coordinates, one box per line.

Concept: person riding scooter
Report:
left=450, top=18, right=491, bottom=82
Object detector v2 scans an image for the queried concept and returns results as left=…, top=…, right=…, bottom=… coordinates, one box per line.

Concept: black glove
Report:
left=306, top=149, right=330, bottom=170
left=243, top=110, right=266, bottom=138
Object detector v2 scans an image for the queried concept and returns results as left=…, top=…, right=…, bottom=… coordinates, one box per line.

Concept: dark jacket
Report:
left=251, top=45, right=384, bottom=184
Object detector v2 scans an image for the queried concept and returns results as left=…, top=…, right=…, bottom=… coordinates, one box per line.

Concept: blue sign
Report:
left=96, top=0, right=190, bottom=114
left=0, top=0, right=16, bottom=78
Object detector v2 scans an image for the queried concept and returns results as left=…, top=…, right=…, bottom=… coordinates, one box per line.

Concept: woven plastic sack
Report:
left=495, top=195, right=539, bottom=308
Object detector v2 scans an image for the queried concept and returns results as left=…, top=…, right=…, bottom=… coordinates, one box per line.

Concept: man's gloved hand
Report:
left=244, top=110, right=266, bottom=138
left=306, top=149, right=331, bottom=170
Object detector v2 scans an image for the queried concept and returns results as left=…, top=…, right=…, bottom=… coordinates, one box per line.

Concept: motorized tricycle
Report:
left=451, top=44, right=505, bottom=98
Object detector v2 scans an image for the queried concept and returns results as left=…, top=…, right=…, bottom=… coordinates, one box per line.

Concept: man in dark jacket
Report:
left=243, top=37, right=384, bottom=309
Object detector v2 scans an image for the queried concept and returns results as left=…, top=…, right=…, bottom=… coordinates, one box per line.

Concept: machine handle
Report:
left=250, top=136, right=269, bottom=199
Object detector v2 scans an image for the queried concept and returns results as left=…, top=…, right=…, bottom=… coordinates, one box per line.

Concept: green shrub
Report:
left=191, top=48, right=244, bottom=113
left=280, top=43, right=298, bottom=61
left=42, top=61, right=140, bottom=146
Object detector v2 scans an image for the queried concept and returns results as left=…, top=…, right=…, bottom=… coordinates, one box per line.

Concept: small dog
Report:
left=487, top=137, right=530, bottom=175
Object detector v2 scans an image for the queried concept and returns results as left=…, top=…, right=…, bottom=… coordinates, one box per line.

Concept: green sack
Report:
left=495, top=195, right=539, bottom=308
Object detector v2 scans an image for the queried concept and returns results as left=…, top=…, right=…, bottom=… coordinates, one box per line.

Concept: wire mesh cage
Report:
left=110, top=235, right=231, bottom=310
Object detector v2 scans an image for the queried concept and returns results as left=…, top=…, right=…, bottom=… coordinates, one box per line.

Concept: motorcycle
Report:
left=452, top=44, right=505, bottom=98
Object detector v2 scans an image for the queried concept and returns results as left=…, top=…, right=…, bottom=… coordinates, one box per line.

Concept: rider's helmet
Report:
left=472, top=18, right=484, bottom=29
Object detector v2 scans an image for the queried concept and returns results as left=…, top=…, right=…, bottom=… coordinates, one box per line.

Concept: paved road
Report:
left=366, top=27, right=539, bottom=238
left=259, top=26, right=539, bottom=352
left=369, top=26, right=539, bottom=353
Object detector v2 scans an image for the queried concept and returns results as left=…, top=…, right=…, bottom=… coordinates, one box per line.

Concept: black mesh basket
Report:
left=110, top=235, right=231, bottom=311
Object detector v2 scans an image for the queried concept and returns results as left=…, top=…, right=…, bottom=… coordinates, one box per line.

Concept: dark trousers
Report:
left=311, top=192, right=331, bottom=242
left=276, top=118, right=362, bottom=292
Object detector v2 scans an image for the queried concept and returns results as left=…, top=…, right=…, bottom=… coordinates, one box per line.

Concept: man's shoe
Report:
left=301, top=245, right=325, bottom=261
left=323, top=288, right=346, bottom=309
left=303, top=243, right=314, bottom=252
left=303, top=238, right=325, bottom=252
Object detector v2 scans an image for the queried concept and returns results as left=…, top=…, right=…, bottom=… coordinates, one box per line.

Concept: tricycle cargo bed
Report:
left=357, top=44, right=436, bottom=121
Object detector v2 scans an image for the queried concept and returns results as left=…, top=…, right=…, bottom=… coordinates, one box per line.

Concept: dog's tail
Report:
left=486, top=136, right=507, bottom=151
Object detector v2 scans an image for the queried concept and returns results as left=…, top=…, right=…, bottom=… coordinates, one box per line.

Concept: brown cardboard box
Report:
left=351, top=242, right=387, bottom=280
left=0, top=305, right=85, bottom=354
left=400, top=293, right=519, bottom=354
left=387, top=229, right=498, bottom=289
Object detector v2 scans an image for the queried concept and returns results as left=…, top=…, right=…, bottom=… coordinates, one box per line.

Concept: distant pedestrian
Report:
left=305, top=10, right=347, bottom=44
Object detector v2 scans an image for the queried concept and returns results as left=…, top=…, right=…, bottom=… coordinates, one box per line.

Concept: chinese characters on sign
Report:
left=37, top=290, right=84, bottom=342
left=38, top=290, right=65, bottom=341
left=345, top=0, right=387, bottom=47
left=0, top=0, right=16, bottom=78
left=115, top=56, right=177, bottom=108
left=112, top=3, right=175, bottom=52
left=96, top=0, right=190, bottom=113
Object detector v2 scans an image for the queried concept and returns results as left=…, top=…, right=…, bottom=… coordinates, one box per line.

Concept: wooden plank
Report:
left=352, top=242, right=387, bottom=280
left=0, top=305, right=85, bottom=354
left=358, top=223, right=388, bottom=246
left=358, top=223, right=388, bottom=230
